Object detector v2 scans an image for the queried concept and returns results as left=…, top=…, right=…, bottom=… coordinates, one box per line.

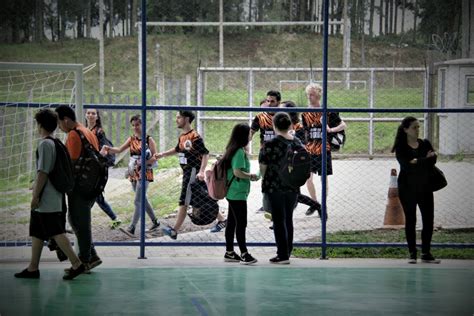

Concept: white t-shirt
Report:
left=35, top=138, right=62, bottom=213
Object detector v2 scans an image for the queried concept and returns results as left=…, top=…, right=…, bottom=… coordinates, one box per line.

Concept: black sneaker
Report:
left=240, top=252, right=257, bottom=265
left=408, top=252, right=417, bottom=264
left=14, top=268, right=40, bottom=279
left=64, top=265, right=91, bottom=275
left=146, top=219, right=160, bottom=232
left=269, top=256, right=290, bottom=264
left=224, top=251, right=241, bottom=262
left=88, top=255, right=103, bottom=271
left=120, top=226, right=135, bottom=237
left=305, top=201, right=322, bottom=216
left=63, top=264, right=86, bottom=280
left=162, top=226, right=178, bottom=240
left=421, top=253, right=441, bottom=264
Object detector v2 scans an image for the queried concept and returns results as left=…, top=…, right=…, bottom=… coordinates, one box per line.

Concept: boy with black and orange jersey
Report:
left=280, top=101, right=322, bottom=218
left=157, top=111, right=226, bottom=239
left=302, top=83, right=346, bottom=218
left=175, top=129, right=208, bottom=171
left=251, top=112, right=276, bottom=147
left=250, top=90, right=281, bottom=148
left=250, top=91, right=281, bottom=214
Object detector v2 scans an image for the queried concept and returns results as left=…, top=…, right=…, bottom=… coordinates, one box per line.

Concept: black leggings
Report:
left=399, top=189, right=434, bottom=254
left=297, top=194, right=320, bottom=209
left=225, top=199, right=248, bottom=254
left=267, top=192, right=298, bottom=260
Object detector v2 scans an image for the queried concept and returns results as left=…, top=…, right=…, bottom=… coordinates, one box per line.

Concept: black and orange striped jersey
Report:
left=128, top=135, right=153, bottom=182
left=175, top=129, right=209, bottom=169
left=251, top=112, right=275, bottom=147
left=293, top=122, right=306, bottom=144
left=301, top=112, right=330, bottom=155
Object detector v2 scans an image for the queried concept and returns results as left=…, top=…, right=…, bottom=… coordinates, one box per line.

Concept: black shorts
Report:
left=29, top=210, right=66, bottom=241
left=310, top=152, right=333, bottom=175
left=179, top=167, right=197, bottom=206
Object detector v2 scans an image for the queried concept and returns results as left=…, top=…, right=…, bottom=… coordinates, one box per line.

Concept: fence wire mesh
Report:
left=1, top=103, right=472, bottom=251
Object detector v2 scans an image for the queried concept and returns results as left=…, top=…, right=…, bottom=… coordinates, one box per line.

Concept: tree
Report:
left=86, top=0, right=92, bottom=38
left=130, top=0, right=137, bottom=36
left=34, top=0, right=45, bottom=42
left=368, top=0, right=375, bottom=37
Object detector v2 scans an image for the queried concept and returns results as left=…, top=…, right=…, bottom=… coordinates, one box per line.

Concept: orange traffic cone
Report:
left=383, top=169, right=405, bottom=229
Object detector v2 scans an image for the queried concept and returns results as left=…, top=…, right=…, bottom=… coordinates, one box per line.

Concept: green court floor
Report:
left=2, top=267, right=473, bottom=315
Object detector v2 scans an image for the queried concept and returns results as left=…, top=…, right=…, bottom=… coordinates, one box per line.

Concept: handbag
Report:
left=431, top=166, right=447, bottom=192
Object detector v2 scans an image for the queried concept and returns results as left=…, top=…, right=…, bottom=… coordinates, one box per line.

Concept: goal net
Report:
left=0, top=62, right=83, bottom=244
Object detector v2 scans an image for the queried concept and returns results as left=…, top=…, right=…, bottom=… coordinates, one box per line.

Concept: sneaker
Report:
left=264, top=212, right=272, bottom=221
left=210, top=220, right=227, bottom=233
left=240, top=252, right=257, bottom=265
left=162, top=226, right=178, bottom=240
left=408, top=252, right=417, bottom=264
left=269, top=256, right=290, bottom=264
left=305, top=202, right=322, bottom=216
left=224, top=251, right=241, bottom=262
left=88, top=255, right=103, bottom=271
left=63, top=264, right=86, bottom=280
left=64, top=266, right=91, bottom=275
left=421, top=253, right=441, bottom=264
left=14, top=268, right=40, bottom=279
left=123, top=226, right=135, bottom=237
left=255, top=207, right=265, bottom=213
left=146, top=219, right=160, bottom=232
left=110, top=219, right=122, bottom=229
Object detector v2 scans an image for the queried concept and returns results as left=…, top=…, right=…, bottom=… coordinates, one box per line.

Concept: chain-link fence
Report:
left=1, top=105, right=472, bottom=251
left=0, top=0, right=472, bottom=258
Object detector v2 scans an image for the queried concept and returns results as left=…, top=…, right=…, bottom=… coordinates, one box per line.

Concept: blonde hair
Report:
left=305, top=83, right=322, bottom=96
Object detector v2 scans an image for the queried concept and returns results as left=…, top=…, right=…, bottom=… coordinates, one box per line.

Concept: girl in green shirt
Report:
left=220, top=123, right=259, bottom=265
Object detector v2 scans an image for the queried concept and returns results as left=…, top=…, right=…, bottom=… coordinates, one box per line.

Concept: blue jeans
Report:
left=67, top=190, right=97, bottom=263
left=131, top=181, right=157, bottom=227
left=267, top=191, right=298, bottom=260
left=95, top=193, right=117, bottom=220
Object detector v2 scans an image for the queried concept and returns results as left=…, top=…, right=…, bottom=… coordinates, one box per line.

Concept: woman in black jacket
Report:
left=391, top=116, right=440, bottom=264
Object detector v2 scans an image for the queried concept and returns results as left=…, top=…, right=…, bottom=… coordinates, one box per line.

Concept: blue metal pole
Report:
left=320, top=0, right=330, bottom=260
left=139, top=0, right=147, bottom=259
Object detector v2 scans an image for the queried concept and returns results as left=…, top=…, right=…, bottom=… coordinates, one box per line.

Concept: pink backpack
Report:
left=205, top=159, right=235, bottom=200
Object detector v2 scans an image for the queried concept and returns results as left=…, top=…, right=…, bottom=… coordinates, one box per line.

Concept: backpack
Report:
left=37, top=137, right=75, bottom=194
left=73, top=129, right=109, bottom=199
left=96, top=128, right=115, bottom=167
left=278, top=138, right=311, bottom=189
left=205, top=158, right=235, bottom=200
left=188, top=181, right=219, bottom=226
left=328, top=112, right=346, bottom=151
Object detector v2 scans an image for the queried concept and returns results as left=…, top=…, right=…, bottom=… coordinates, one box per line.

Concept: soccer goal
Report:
left=0, top=62, right=83, bottom=244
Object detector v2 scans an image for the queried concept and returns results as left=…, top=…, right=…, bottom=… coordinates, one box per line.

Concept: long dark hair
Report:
left=391, top=116, right=417, bottom=153
left=221, top=123, right=251, bottom=170
left=85, top=109, right=103, bottom=129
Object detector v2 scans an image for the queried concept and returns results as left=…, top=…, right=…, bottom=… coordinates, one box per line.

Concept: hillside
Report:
left=0, top=33, right=427, bottom=94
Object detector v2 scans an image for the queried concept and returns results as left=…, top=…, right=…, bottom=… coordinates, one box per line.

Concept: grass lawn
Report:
left=293, top=228, right=474, bottom=259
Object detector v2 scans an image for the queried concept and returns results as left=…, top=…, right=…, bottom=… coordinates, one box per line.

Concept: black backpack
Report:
left=73, top=129, right=109, bottom=199
left=96, top=128, right=115, bottom=167
left=328, top=112, right=346, bottom=151
left=36, top=137, right=75, bottom=194
left=188, top=181, right=219, bottom=226
left=278, top=138, right=311, bottom=189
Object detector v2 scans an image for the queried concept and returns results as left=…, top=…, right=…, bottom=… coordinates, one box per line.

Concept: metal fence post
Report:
left=369, top=70, right=375, bottom=156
